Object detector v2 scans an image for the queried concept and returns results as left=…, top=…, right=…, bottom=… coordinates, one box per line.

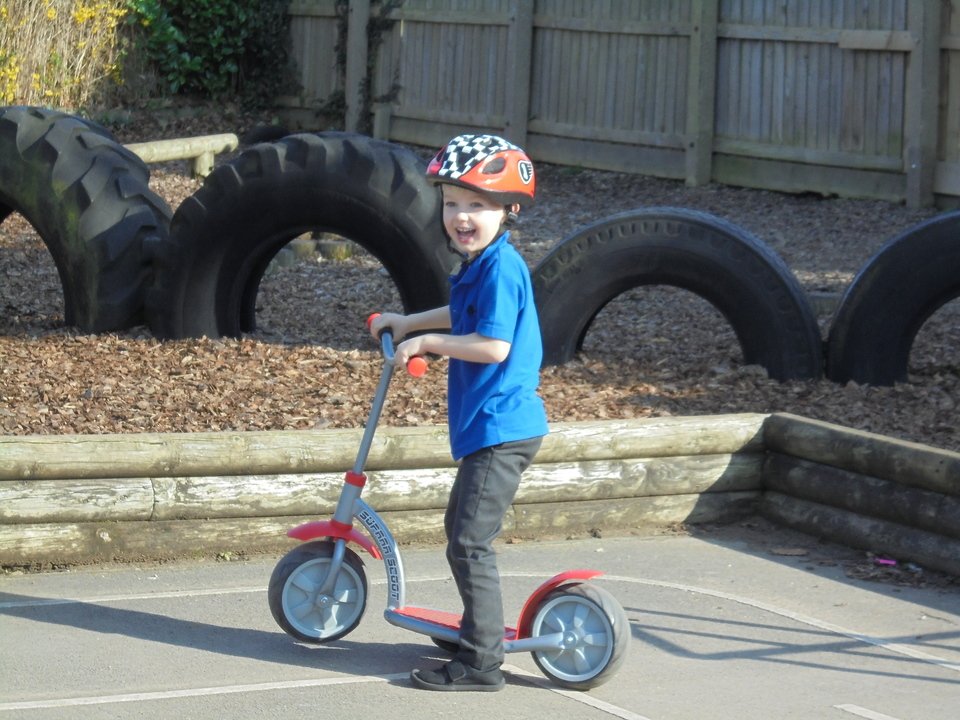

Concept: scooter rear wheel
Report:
left=268, top=540, right=368, bottom=643
left=530, top=583, right=629, bottom=690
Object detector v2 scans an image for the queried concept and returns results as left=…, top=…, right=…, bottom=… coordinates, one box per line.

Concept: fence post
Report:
left=905, top=0, right=942, bottom=208
left=685, top=0, right=719, bottom=187
left=504, top=0, right=534, bottom=146
left=345, top=0, right=371, bottom=132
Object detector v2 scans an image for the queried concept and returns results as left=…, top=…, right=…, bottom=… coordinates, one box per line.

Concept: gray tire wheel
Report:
left=530, top=582, right=630, bottom=690
left=268, top=540, right=368, bottom=643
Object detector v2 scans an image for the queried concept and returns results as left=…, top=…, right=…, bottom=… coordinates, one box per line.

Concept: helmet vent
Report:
left=482, top=157, right=506, bottom=174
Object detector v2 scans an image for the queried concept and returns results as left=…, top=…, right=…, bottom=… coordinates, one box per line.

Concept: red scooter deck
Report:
left=393, top=606, right=518, bottom=641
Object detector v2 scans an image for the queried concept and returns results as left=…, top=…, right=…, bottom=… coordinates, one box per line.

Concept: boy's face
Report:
left=441, top=184, right=512, bottom=260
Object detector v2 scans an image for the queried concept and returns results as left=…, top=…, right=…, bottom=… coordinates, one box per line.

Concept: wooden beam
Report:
left=685, top=0, right=719, bottom=187
left=904, top=0, right=942, bottom=208
left=0, top=492, right=759, bottom=566
left=503, top=0, right=533, bottom=145
left=0, top=453, right=763, bottom=524
left=762, top=413, right=960, bottom=497
left=764, top=453, right=960, bottom=540
left=0, top=416, right=768, bottom=481
left=760, top=491, right=960, bottom=578
left=344, top=0, right=370, bottom=132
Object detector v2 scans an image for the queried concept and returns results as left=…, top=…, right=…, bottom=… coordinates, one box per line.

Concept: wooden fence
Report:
left=282, top=0, right=960, bottom=207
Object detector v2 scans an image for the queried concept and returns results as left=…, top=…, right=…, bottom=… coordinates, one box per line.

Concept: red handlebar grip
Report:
left=407, top=356, right=428, bottom=377
left=366, top=312, right=381, bottom=330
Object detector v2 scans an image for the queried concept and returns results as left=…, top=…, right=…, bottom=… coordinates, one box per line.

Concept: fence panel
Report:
left=374, top=0, right=514, bottom=146
left=712, top=0, right=913, bottom=200
left=937, top=0, right=960, bottom=196
left=523, top=0, right=692, bottom=177
left=285, top=0, right=959, bottom=205
left=285, top=0, right=342, bottom=123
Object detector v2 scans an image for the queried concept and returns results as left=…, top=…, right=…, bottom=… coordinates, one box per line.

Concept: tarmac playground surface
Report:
left=1, top=520, right=958, bottom=720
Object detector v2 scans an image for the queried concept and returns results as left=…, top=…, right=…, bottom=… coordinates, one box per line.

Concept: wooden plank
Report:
left=720, top=23, right=913, bottom=51
left=762, top=412, right=960, bottom=497
left=0, top=492, right=760, bottom=565
left=527, top=118, right=685, bottom=148
left=0, top=416, right=768, bottom=481
left=513, top=492, right=760, bottom=534
left=760, top=492, right=960, bottom=578
left=764, top=453, right=960, bottom=539
left=934, top=161, right=960, bottom=194
left=532, top=16, right=691, bottom=36
left=526, top=133, right=686, bottom=178
left=504, top=0, right=533, bottom=144
left=389, top=9, right=509, bottom=26
left=287, top=0, right=338, bottom=18
left=713, top=137, right=902, bottom=171
left=837, top=30, right=915, bottom=51
left=344, top=0, right=370, bottom=132
left=904, top=0, right=941, bottom=207
left=712, top=152, right=906, bottom=202
left=0, top=479, right=154, bottom=524
left=0, top=453, right=762, bottom=523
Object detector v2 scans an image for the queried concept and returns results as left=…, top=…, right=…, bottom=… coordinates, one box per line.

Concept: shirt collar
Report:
left=454, top=230, right=510, bottom=282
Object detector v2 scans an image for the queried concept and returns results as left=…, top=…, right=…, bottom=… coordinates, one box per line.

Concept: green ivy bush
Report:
left=124, top=0, right=296, bottom=107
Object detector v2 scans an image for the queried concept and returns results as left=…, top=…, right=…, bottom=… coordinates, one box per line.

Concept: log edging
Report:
left=1, top=411, right=958, bottom=576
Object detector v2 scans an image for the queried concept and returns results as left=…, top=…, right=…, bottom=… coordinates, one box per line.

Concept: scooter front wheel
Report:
left=530, top=583, right=629, bottom=690
left=268, top=540, right=368, bottom=643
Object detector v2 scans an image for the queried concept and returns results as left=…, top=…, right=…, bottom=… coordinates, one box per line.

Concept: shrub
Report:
left=124, top=0, right=297, bottom=107
left=0, top=0, right=128, bottom=109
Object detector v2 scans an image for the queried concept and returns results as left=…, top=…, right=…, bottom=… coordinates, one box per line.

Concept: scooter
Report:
left=268, top=315, right=629, bottom=690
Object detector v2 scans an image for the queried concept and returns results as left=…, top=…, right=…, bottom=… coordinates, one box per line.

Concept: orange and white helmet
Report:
left=426, top=134, right=536, bottom=207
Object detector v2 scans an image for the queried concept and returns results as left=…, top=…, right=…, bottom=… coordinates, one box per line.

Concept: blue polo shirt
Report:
left=447, top=231, right=549, bottom=460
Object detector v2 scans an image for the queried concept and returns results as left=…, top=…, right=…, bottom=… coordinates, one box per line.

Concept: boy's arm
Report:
left=396, top=332, right=510, bottom=365
left=369, top=306, right=451, bottom=340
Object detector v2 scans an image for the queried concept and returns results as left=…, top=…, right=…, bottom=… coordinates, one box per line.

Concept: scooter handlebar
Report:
left=366, top=313, right=428, bottom=377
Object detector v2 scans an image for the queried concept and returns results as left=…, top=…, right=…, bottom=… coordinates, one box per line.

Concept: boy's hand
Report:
left=369, top=312, right=406, bottom=341
left=394, top=336, right=426, bottom=368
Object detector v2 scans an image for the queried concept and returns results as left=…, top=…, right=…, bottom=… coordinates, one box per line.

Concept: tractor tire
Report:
left=532, top=207, right=823, bottom=381
left=0, top=105, right=171, bottom=332
left=150, top=132, right=454, bottom=339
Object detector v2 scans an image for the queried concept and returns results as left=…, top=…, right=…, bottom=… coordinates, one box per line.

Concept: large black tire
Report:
left=0, top=106, right=172, bottom=332
left=150, top=132, right=455, bottom=339
left=532, top=208, right=823, bottom=381
left=825, top=211, right=960, bottom=386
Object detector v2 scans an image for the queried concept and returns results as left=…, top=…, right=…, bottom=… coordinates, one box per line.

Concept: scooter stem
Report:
left=351, top=332, right=397, bottom=474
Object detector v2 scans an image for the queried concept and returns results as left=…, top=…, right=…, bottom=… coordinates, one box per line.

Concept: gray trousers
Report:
left=444, top=436, right=543, bottom=672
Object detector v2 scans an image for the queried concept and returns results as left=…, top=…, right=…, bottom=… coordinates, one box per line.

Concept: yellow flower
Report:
left=47, top=8, right=57, bottom=20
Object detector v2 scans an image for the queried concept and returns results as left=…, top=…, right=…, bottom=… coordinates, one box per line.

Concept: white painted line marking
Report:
left=0, top=674, right=408, bottom=712
left=603, top=575, right=960, bottom=676
left=503, top=664, right=654, bottom=720
left=834, top=704, right=904, bottom=720
left=0, top=587, right=265, bottom=609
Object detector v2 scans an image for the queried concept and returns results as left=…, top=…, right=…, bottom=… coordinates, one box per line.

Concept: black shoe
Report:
left=410, top=660, right=505, bottom=692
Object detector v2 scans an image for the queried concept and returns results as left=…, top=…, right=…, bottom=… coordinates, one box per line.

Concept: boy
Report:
left=369, top=134, right=548, bottom=692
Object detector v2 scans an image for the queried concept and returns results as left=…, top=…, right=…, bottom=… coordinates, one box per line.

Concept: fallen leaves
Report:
left=0, top=114, right=957, bottom=453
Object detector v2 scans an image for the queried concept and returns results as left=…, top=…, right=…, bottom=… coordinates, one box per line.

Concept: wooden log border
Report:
left=1, top=412, right=958, bottom=577
left=761, top=413, right=960, bottom=577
